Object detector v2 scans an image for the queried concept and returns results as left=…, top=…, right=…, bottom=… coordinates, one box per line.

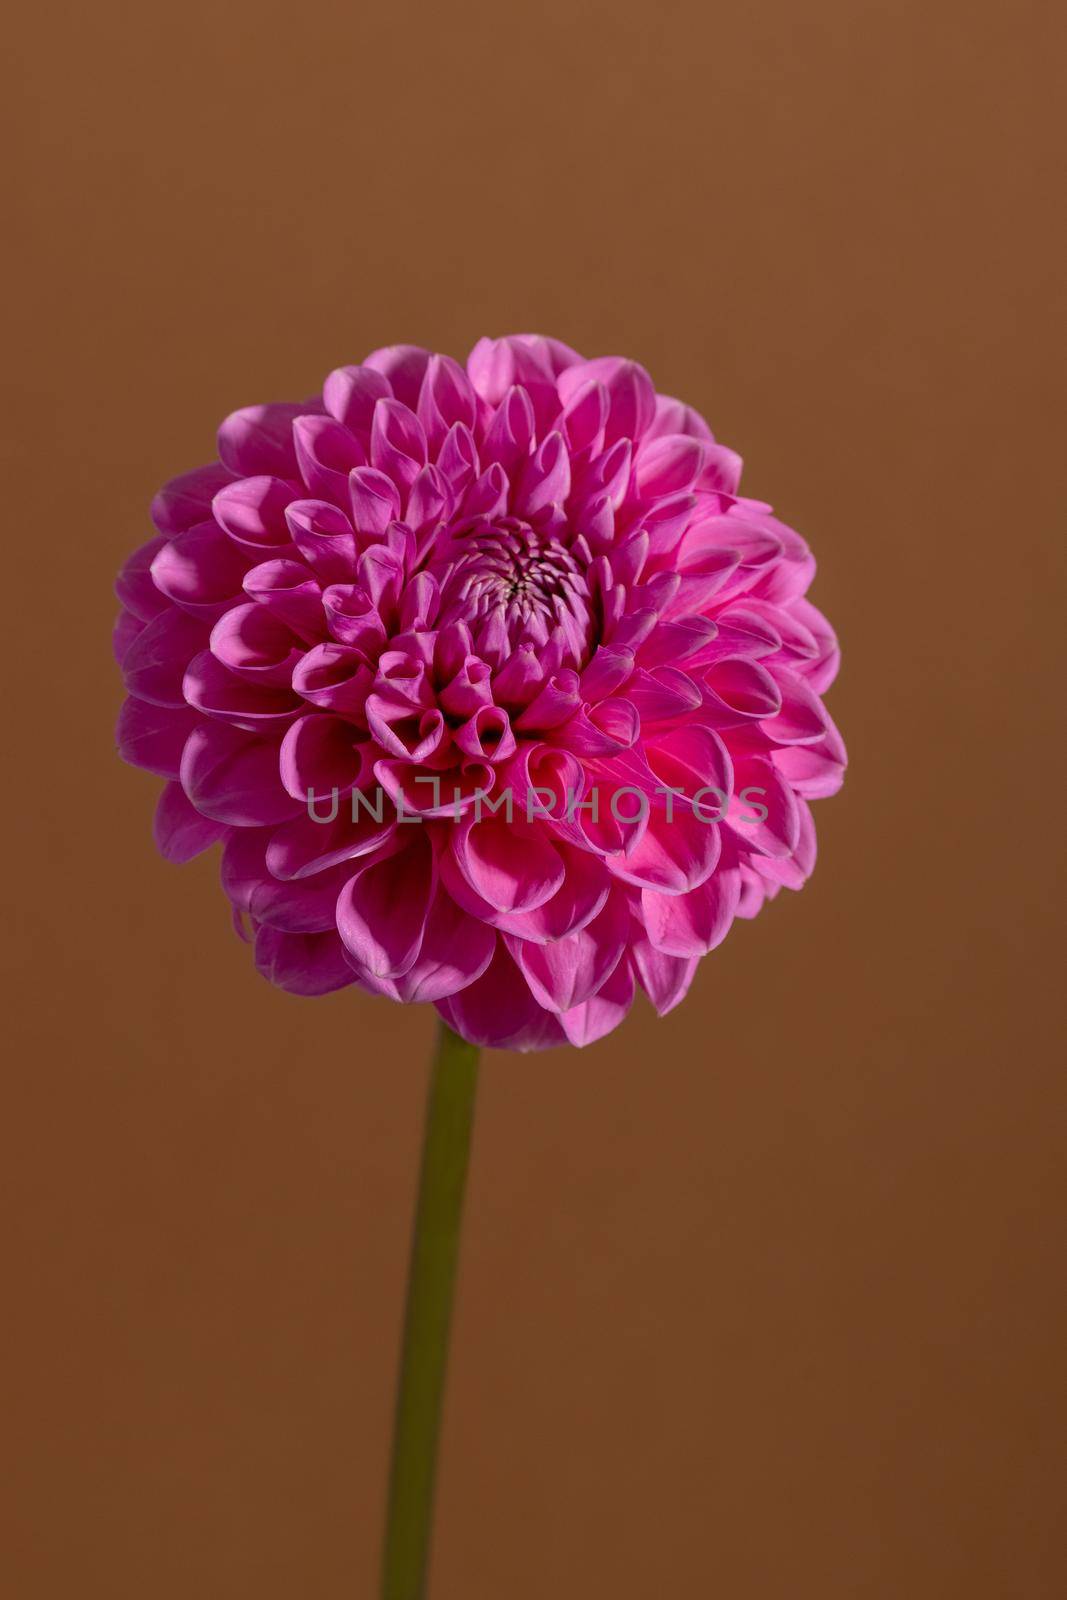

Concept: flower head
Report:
left=115, top=336, right=845, bottom=1049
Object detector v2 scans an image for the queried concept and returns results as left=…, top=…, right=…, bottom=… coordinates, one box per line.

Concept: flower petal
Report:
left=117, top=697, right=199, bottom=778
left=507, top=889, right=629, bottom=1013
left=218, top=403, right=305, bottom=478
left=180, top=723, right=302, bottom=826
left=630, top=938, right=699, bottom=1014
left=559, top=958, right=636, bottom=1046
left=122, top=609, right=210, bottom=706
left=336, top=831, right=436, bottom=980
left=154, top=780, right=227, bottom=862
left=641, top=866, right=741, bottom=957
left=451, top=815, right=565, bottom=914
left=435, top=942, right=566, bottom=1051
left=254, top=926, right=356, bottom=995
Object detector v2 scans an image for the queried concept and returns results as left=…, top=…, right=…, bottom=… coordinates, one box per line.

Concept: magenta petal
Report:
left=507, top=888, right=628, bottom=1013
left=696, top=442, right=743, bottom=494
left=575, top=436, right=632, bottom=513
left=579, top=647, right=635, bottom=702
left=703, top=658, right=783, bottom=722
left=690, top=608, right=781, bottom=664
left=515, top=431, right=571, bottom=517
left=481, top=386, right=536, bottom=471
left=626, top=667, right=703, bottom=726
left=321, top=584, right=389, bottom=652
left=722, top=756, right=800, bottom=857
left=664, top=565, right=744, bottom=621
left=634, top=433, right=706, bottom=498
left=365, top=696, right=445, bottom=763
left=362, top=345, right=431, bottom=409
left=606, top=532, right=649, bottom=589
left=293, top=414, right=366, bottom=505
left=437, top=422, right=479, bottom=495
left=435, top=942, right=566, bottom=1051
left=555, top=697, right=639, bottom=756
left=417, top=354, right=478, bottom=452
left=559, top=958, right=636, bottom=1046
left=113, top=610, right=144, bottom=666
left=451, top=815, right=565, bottom=914
left=771, top=726, right=847, bottom=799
left=370, top=400, right=427, bottom=492
left=607, top=805, right=721, bottom=896
left=218, top=403, right=306, bottom=478
left=514, top=673, right=581, bottom=733
left=453, top=705, right=516, bottom=763
left=248, top=861, right=351, bottom=933
left=265, top=805, right=396, bottom=880
left=151, top=522, right=251, bottom=621
left=115, top=535, right=171, bottom=620
left=375, top=758, right=492, bottom=821
left=357, top=542, right=406, bottom=611
left=739, top=601, right=815, bottom=664
left=336, top=831, right=436, bottom=980
left=117, top=697, right=199, bottom=778
left=291, top=643, right=372, bottom=718
left=678, top=515, right=780, bottom=589
left=790, top=598, right=840, bottom=693
left=212, top=475, right=296, bottom=553
left=460, top=462, right=509, bottom=523
left=467, top=336, right=554, bottom=405
left=512, top=333, right=583, bottom=376
left=630, top=938, right=699, bottom=1015
left=208, top=603, right=304, bottom=684
left=387, top=887, right=496, bottom=1003
left=349, top=467, right=402, bottom=538
left=439, top=654, right=493, bottom=717
left=322, top=364, right=392, bottom=433
left=491, top=843, right=610, bottom=943
left=646, top=395, right=714, bottom=444
left=591, top=732, right=729, bottom=893
left=180, top=723, right=303, bottom=826
left=122, top=609, right=210, bottom=707
left=184, top=650, right=300, bottom=732
left=284, top=499, right=359, bottom=583
left=279, top=713, right=366, bottom=801
left=220, top=828, right=272, bottom=913
left=491, top=646, right=544, bottom=708
left=735, top=867, right=773, bottom=920
left=154, top=780, right=228, bottom=863
left=752, top=795, right=817, bottom=891
left=559, top=357, right=655, bottom=445
left=151, top=464, right=235, bottom=536
left=406, top=466, right=451, bottom=540
left=758, top=668, right=830, bottom=745
left=254, top=925, right=356, bottom=995
left=636, top=614, right=719, bottom=669
left=241, top=560, right=326, bottom=643
left=646, top=723, right=733, bottom=798
left=562, top=379, right=609, bottom=457
left=641, top=866, right=741, bottom=957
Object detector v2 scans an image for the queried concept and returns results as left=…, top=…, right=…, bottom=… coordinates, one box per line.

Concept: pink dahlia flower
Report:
left=115, top=336, right=845, bottom=1049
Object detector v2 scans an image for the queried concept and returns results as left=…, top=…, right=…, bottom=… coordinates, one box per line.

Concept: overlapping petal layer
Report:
left=116, top=336, right=845, bottom=1047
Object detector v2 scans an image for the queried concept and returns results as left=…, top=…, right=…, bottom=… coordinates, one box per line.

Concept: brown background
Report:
left=4, top=1, right=1065, bottom=1595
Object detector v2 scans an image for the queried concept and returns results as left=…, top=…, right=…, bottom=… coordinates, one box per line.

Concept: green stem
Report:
left=381, top=1021, right=481, bottom=1600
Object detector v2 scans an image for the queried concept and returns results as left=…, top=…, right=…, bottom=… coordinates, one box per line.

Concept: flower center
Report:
left=432, top=519, right=595, bottom=665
